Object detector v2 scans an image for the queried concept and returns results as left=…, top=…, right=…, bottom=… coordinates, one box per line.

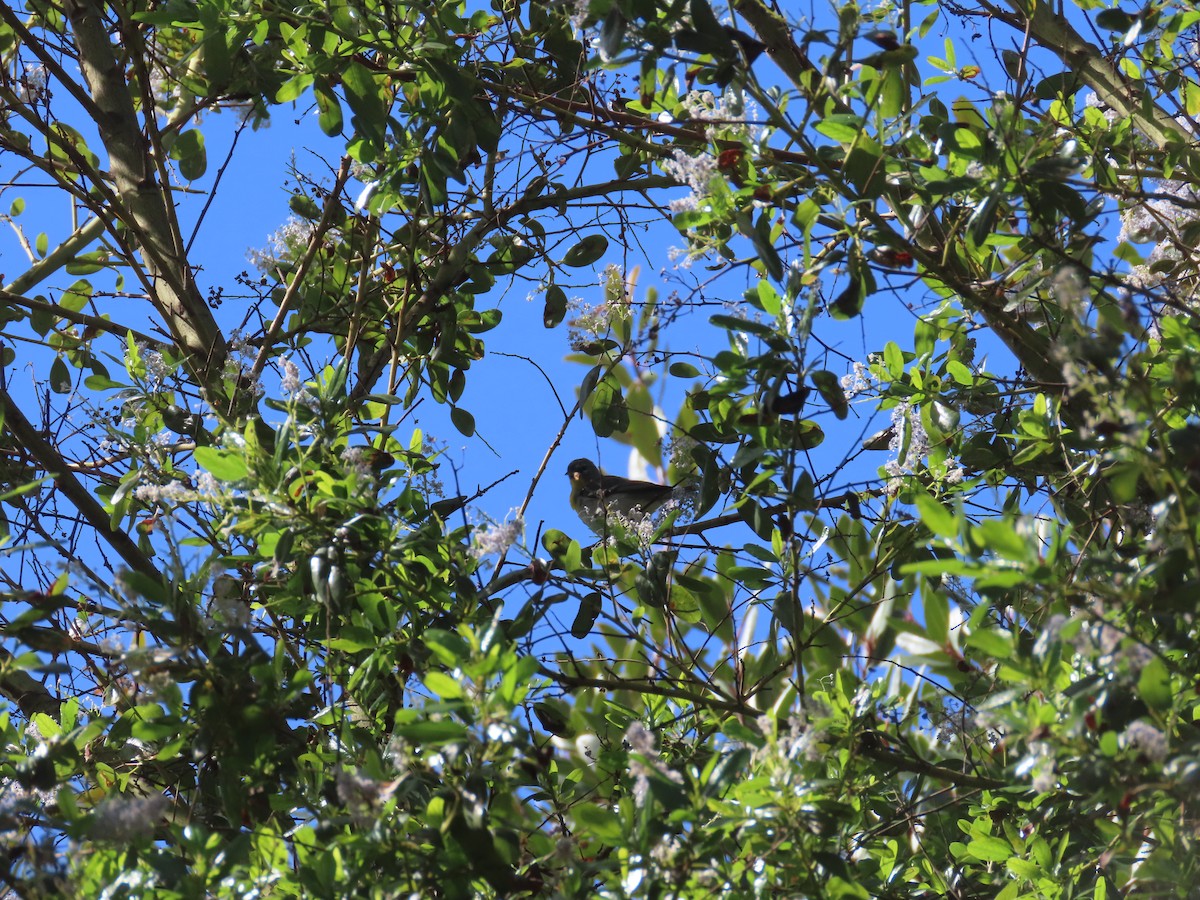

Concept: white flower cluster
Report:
left=93, top=793, right=170, bottom=842
left=840, top=360, right=876, bottom=398
left=1121, top=720, right=1168, bottom=763
left=17, top=64, right=49, bottom=104
left=661, top=149, right=720, bottom=214
left=1119, top=178, right=1200, bottom=248
left=127, top=342, right=173, bottom=391
left=132, top=480, right=193, bottom=506
left=663, top=431, right=698, bottom=472
left=339, top=446, right=374, bottom=480
left=1082, top=91, right=1200, bottom=304
left=674, top=89, right=761, bottom=141
left=623, top=721, right=682, bottom=806
left=470, top=515, right=524, bottom=560
left=279, top=357, right=323, bottom=417
left=679, top=90, right=743, bottom=125
left=566, top=286, right=631, bottom=351
left=220, top=328, right=264, bottom=399
left=884, top=401, right=930, bottom=481
left=247, top=216, right=316, bottom=274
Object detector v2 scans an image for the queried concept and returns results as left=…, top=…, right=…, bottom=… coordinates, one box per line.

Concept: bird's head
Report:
left=566, top=458, right=601, bottom=484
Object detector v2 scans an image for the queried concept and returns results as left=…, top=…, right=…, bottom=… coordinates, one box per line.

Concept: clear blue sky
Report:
left=0, top=1, right=1049, bottom=586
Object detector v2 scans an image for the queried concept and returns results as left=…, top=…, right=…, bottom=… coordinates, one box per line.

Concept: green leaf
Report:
left=1137, top=657, right=1172, bottom=711
left=590, top=377, right=628, bottom=437
left=570, top=592, right=602, bottom=639
left=967, top=835, right=1014, bottom=862
left=543, top=284, right=568, bottom=328
left=393, top=719, right=468, bottom=744
left=913, top=489, right=957, bottom=538
left=972, top=520, right=1029, bottom=561
left=878, top=67, right=908, bottom=118
left=59, top=279, right=92, bottom=312
left=450, top=406, right=475, bottom=437
left=486, top=240, right=535, bottom=274
left=314, top=77, right=343, bottom=136
left=65, top=251, right=109, bottom=275
left=966, top=628, right=1012, bottom=660
left=542, top=530, right=585, bottom=574
left=49, top=357, right=71, bottom=393
left=736, top=211, right=783, bottom=281
left=275, top=73, right=314, bottom=103
left=844, top=139, right=885, bottom=200
left=599, top=7, right=625, bottom=59
left=533, top=701, right=570, bottom=736
left=423, top=671, right=464, bottom=700
left=924, top=590, right=950, bottom=647
left=737, top=499, right=774, bottom=540
left=579, top=365, right=603, bottom=406
left=815, top=117, right=863, bottom=143
left=946, top=359, right=974, bottom=385
left=831, top=275, right=865, bottom=319
left=811, top=370, right=848, bottom=419
left=572, top=803, right=624, bottom=843
left=170, top=129, right=206, bottom=181
left=340, top=59, right=387, bottom=152
left=289, top=193, right=322, bottom=220
left=561, top=235, right=608, bottom=267
left=193, top=446, right=249, bottom=482
left=753, top=279, right=782, bottom=316
left=1095, top=9, right=1137, bottom=31
left=422, top=629, right=470, bottom=667
left=84, top=373, right=126, bottom=391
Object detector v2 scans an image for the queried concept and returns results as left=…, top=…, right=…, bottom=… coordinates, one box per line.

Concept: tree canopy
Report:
left=1, top=0, right=1199, bottom=895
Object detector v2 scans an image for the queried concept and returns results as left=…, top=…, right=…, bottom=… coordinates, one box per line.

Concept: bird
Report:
left=566, top=458, right=677, bottom=535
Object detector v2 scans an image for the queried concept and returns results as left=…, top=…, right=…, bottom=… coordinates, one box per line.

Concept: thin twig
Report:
left=247, top=156, right=354, bottom=387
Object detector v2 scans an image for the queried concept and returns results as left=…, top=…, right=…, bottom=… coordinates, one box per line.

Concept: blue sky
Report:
left=0, top=0, right=1075, bottom=630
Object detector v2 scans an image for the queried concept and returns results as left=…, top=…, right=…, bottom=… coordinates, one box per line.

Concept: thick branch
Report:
left=0, top=289, right=165, bottom=348
left=858, top=740, right=1004, bottom=791
left=63, top=1, right=230, bottom=408
left=1009, top=0, right=1193, bottom=152
left=543, top=665, right=748, bottom=715
left=3, top=218, right=108, bottom=297
left=0, top=648, right=62, bottom=720
left=0, top=388, right=161, bottom=583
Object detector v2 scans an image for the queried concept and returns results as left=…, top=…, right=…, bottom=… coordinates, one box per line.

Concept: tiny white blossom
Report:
left=471, top=516, right=524, bottom=559
left=93, top=794, right=169, bottom=842
left=840, top=361, right=874, bottom=398
left=662, top=149, right=720, bottom=213
left=248, top=216, right=317, bottom=273
left=17, top=64, right=49, bottom=104
left=1122, top=721, right=1167, bottom=763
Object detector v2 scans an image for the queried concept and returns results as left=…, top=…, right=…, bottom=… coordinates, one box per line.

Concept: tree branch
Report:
left=2, top=218, right=108, bottom=297
left=1007, top=0, right=1194, bottom=152
left=0, top=288, right=165, bottom=349
left=0, top=388, right=161, bottom=583
left=63, top=0, right=230, bottom=408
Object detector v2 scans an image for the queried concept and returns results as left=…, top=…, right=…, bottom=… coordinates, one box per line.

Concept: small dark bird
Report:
left=566, top=458, right=676, bottom=534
